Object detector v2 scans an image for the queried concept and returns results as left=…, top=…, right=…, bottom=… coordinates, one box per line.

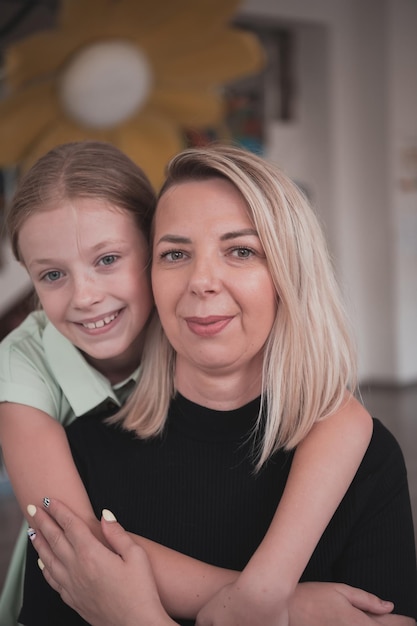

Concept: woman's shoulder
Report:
left=355, top=417, right=409, bottom=493
left=367, top=418, right=405, bottom=463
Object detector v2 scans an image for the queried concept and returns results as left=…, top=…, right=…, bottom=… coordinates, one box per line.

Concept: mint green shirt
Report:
left=0, top=311, right=139, bottom=625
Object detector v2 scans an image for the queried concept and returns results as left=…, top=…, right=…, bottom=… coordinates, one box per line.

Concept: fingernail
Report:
left=102, top=509, right=117, bottom=522
left=27, top=504, right=37, bottom=517
left=37, top=558, right=44, bottom=571
left=27, top=528, right=36, bottom=541
left=43, top=497, right=50, bottom=508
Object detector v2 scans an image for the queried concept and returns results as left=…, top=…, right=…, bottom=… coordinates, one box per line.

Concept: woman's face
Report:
left=152, top=178, right=277, bottom=384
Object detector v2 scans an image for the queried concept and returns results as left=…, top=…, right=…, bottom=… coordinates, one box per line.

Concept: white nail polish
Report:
left=27, top=504, right=37, bottom=517
left=37, top=558, right=45, bottom=571
left=102, top=509, right=117, bottom=522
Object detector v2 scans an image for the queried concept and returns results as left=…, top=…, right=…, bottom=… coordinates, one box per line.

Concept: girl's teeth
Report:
left=83, top=312, right=118, bottom=329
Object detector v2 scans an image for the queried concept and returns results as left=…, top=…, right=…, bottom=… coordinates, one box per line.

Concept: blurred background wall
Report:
left=0, top=0, right=416, bottom=386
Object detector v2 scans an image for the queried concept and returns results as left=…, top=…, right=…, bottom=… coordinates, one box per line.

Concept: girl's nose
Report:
left=72, top=273, right=103, bottom=308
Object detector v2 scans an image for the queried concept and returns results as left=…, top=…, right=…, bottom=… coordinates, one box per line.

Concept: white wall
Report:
left=388, top=0, right=417, bottom=381
left=241, top=0, right=417, bottom=384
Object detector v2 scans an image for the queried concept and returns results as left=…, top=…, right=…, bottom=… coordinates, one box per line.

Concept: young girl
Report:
left=0, top=140, right=155, bottom=624
left=1, top=141, right=373, bottom=625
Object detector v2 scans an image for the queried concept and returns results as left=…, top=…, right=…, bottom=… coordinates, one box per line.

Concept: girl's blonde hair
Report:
left=6, top=141, right=156, bottom=262
left=116, top=144, right=357, bottom=468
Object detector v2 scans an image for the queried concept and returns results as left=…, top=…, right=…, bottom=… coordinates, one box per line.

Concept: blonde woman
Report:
left=18, top=145, right=417, bottom=625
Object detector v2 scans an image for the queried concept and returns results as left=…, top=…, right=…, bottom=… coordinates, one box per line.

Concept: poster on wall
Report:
left=184, top=25, right=295, bottom=157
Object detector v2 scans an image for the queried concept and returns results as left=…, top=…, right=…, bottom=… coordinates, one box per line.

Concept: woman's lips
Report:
left=185, top=315, right=234, bottom=337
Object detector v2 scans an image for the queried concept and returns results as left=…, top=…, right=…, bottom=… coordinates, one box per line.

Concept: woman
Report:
left=23, top=145, right=417, bottom=625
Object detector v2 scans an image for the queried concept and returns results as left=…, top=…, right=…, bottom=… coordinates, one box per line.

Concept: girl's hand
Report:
left=27, top=498, right=177, bottom=626
left=289, top=582, right=399, bottom=626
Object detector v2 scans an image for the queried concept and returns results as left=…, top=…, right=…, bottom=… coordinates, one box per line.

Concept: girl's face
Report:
left=152, top=178, right=277, bottom=387
left=18, top=198, right=153, bottom=381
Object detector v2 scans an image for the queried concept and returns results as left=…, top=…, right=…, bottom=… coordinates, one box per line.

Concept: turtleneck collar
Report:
left=168, top=392, right=262, bottom=442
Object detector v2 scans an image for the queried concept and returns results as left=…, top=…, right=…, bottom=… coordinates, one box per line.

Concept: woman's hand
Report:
left=27, top=499, right=177, bottom=626
left=196, top=579, right=289, bottom=626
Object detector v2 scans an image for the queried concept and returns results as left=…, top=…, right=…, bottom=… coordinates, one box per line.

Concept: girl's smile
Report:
left=18, top=198, right=153, bottom=381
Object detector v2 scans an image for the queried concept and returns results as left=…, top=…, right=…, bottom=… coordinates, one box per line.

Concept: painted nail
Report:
left=42, top=497, right=51, bottom=508
left=27, top=504, right=37, bottom=517
left=27, top=527, right=36, bottom=541
left=37, top=558, right=45, bottom=571
left=102, top=509, right=117, bottom=522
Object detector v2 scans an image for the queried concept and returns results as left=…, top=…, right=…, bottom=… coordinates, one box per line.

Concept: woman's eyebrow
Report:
left=155, top=234, right=192, bottom=245
left=156, top=229, right=259, bottom=246
left=220, top=229, right=259, bottom=241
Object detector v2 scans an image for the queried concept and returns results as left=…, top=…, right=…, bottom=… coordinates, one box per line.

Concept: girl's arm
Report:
left=196, top=394, right=374, bottom=626
left=28, top=501, right=395, bottom=626
left=0, top=401, right=236, bottom=617
left=0, top=395, right=373, bottom=622
left=0, top=403, right=97, bottom=529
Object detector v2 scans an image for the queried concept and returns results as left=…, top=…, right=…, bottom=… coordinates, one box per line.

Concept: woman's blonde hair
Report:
left=6, top=140, right=155, bottom=262
left=117, top=144, right=357, bottom=469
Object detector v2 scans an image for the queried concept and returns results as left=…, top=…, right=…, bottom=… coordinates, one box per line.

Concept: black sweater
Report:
left=20, top=394, right=417, bottom=624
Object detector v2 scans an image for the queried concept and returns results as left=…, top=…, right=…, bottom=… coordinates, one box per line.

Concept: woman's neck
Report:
left=175, top=360, right=262, bottom=411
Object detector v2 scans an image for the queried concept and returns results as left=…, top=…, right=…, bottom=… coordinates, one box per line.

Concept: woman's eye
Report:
left=99, top=255, right=117, bottom=266
left=42, top=270, right=62, bottom=282
left=232, top=247, right=254, bottom=258
left=161, top=250, right=185, bottom=262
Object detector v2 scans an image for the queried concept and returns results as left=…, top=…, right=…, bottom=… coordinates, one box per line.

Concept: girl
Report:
left=1, top=141, right=375, bottom=625
left=0, top=140, right=155, bottom=623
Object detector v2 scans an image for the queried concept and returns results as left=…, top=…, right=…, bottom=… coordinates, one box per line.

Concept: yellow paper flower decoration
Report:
left=0, top=0, right=264, bottom=188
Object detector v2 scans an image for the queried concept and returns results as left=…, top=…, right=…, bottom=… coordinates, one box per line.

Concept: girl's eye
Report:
left=99, top=255, right=117, bottom=266
left=42, top=270, right=62, bottom=283
left=160, top=250, right=185, bottom=262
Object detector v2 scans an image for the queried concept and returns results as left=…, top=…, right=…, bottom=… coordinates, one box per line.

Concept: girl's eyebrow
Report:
left=27, top=239, right=129, bottom=268
left=88, top=240, right=129, bottom=254
left=155, top=229, right=259, bottom=246
left=27, top=257, right=57, bottom=270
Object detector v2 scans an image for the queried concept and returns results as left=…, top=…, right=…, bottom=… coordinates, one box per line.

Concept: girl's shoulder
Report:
left=0, top=310, right=48, bottom=353
left=0, top=310, right=53, bottom=380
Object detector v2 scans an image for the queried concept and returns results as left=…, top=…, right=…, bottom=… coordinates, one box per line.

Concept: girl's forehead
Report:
left=20, top=199, right=139, bottom=243
left=37, top=196, right=135, bottom=222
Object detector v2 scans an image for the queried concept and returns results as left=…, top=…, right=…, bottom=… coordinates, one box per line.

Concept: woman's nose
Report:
left=188, top=256, right=221, bottom=296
